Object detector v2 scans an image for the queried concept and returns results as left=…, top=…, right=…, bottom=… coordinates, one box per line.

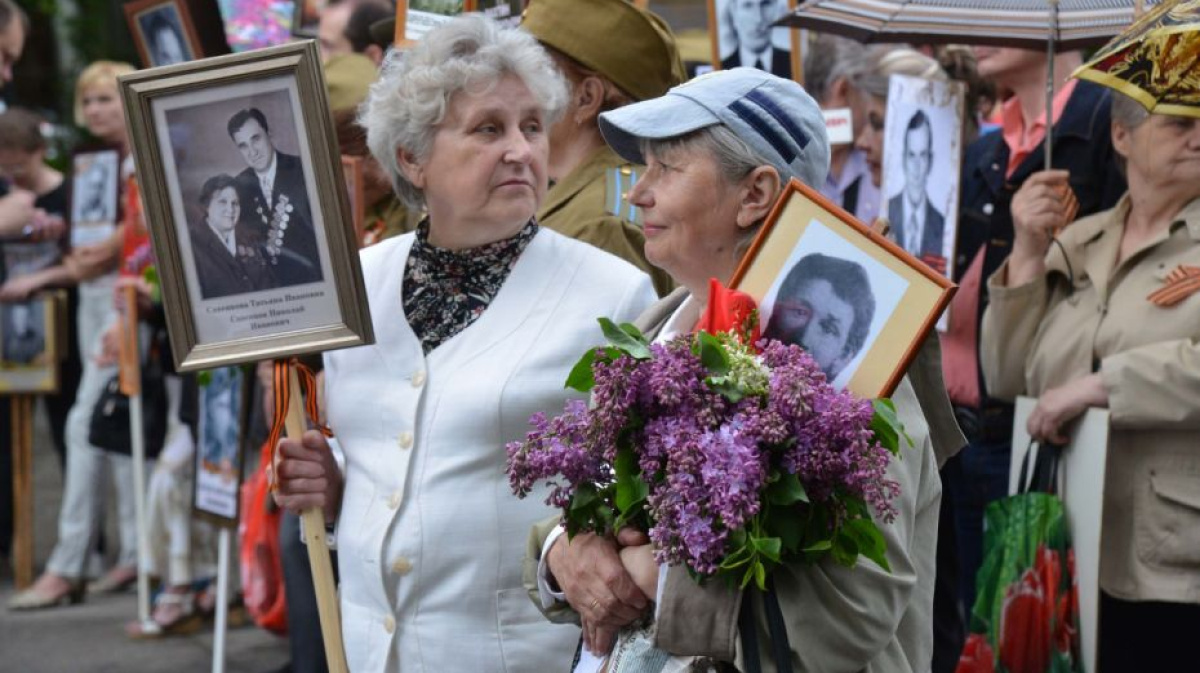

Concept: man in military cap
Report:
left=522, top=0, right=682, bottom=296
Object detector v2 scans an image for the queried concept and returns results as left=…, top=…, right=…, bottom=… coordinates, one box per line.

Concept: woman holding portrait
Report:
left=534, top=68, right=963, bottom=673
left=270, top=16, right=656, bottom=673
left=189, top=174, right=274, bottom=299
left=981, top=90, right=1200, bottom=671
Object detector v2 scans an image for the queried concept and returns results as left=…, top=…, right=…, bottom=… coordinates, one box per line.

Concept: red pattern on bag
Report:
left=999, top=545, right=1065, bottom=673
left=955, top=634, right=995, bottom=673
left=239, top=442, right=288, bottom=635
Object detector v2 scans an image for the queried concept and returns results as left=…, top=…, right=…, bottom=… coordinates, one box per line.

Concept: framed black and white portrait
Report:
left=124, top=0, right=203, bottom=68
left=709, top=0, right=800, bottom=81
left=881, top=74, right=965, bottom=279
left=0, top=291, right=65, bottom=393
left=70, top=149, right=121, bottom=247
left=193, top=365, right=248, bottom=524
left=119, top=41, right=372, bottom=372
left=732, top=179, right=955, bottom=399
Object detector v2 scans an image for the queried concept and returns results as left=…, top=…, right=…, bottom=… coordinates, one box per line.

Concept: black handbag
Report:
left=88, top=329, right=168, bottom=459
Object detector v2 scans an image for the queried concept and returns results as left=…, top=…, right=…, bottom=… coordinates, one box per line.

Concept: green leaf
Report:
left=570, top=483, right=599, bottom=512
left=614, top=449, right=648, bottom=513
left=599, top=318, right=651, bottom=360
left=844, top=518, right=891, bottom=572
left=832, top=530, right=859, bottom=566
left=753, top=562, right=767, bottom=591
left=871, top=398, right=912, bottom=453
left=752, top=536, right=782, bottom=563
left=197, top=370, right=213, bottom=387
left=564, top=348, right=598, bottom=392
left=694, top=331, right=730, bottom=376
left=766, top=473, right=809, bottom=506
left=766, top=511, right=803, bottom=553
left=802, top=539, right=832, bottom=552
left=708, top=378, right=745, bottom=403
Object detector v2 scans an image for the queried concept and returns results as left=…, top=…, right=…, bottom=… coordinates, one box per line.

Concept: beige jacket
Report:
left=981, top=194, right=1200, bottom=603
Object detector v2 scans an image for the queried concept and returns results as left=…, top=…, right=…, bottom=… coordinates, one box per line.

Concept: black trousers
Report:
left=1098, top=591, right=1200, bottom=672
left=280, top=509, right=340, bottom=673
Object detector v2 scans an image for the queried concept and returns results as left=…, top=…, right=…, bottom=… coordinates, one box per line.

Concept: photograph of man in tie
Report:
left=716, top=0, right=792, bottom=79
left=887, top=109, right=945, bottom=265
left=228, top=107, right=324, bottom=287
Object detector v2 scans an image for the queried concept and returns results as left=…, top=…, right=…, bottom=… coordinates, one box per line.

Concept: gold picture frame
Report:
left=0, top=290, right=66, bottom=395
left=708, top=0, right=802, bottom=83
left=731, top=179, right=956, bottom=399
left=123, top=0, right=205, bottom=68
left=119, top=41, right=373, bottom=373
left=340, top=155, right=366, bottom=247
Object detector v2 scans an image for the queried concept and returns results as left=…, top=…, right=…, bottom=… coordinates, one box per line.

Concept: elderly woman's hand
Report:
left=1009, top=170, right=1076, bottom=286
left=271, top=430, right=344, bottom=525
left=546, top=530, right=651, bottom=655
left=1027, top=373, right=1108, bottom=444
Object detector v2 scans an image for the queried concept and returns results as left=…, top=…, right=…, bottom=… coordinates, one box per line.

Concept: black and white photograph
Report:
left=124, top=0, right=202, bottom=68
left=711, top=0, right=796, bottom=80
left=1, top=301, right=46, bottom=366
left=881, top=73, right=965, bottom=279
left=70, top=149, right=120, bottom=246
left=732, top=180, right=955, bottom=398
left=760, top=220, right=907, bottom=390
left=120, top=42, right=371, bottom=372
left=193, top=365, right=244, bottom=522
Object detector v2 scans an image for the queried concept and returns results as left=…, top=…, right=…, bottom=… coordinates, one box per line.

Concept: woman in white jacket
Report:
left=272, top=15, right=656, bottom=673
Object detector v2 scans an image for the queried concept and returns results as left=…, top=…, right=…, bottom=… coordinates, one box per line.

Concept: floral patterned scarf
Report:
left=402, top=218, right=538, bottom=354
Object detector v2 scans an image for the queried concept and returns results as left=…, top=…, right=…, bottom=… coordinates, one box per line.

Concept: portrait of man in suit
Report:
left=227, top=107, right=323, bottom=287
left=139, top=7, right=191, bottom=67
left=763, top=252, right=876, bottom=382
left=887, top=109, right=945, bottom=262
left=718, top=0, right=792, bottom=79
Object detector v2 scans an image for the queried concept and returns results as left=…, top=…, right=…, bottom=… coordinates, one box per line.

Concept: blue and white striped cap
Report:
left=598, top=68, right=830, bottom=189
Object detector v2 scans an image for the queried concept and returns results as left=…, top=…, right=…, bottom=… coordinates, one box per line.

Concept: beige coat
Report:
left=981, top=194, right=1200, bottom=603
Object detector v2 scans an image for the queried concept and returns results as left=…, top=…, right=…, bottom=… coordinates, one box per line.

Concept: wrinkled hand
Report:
left=1011, top=170, right=1075, bottom=259
left=270, top=430, right=343, bottom=524
left=618, top=545, right=658, bottom=600
left=1027, top=373, right=1108, bottom=444
left=547, top=530, right=650, bottom=655
left=0, top=274, right=43, bottom=302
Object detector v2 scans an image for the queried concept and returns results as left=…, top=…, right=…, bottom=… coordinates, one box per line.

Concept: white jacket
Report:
left=325, top=229, right=656, bottom=672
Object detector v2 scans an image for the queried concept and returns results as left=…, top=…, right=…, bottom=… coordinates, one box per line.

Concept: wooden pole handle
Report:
left=282, top=367, right=349, bottom=673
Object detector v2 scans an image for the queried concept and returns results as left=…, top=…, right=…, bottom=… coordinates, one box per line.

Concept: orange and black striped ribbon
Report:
left=1148, top=265, right=1200, bottom=307
left=266, top=359, right=333, bottom=486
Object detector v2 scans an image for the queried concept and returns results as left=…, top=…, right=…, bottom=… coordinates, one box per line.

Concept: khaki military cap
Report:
left=324, top=53, right=379, bottom=112
left=522, top=0, right=685, bottom=102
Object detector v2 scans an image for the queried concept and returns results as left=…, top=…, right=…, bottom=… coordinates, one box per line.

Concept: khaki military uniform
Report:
left=983, top=195, right=1200, bottom=604
left=538, top=146, right=674, bottom=296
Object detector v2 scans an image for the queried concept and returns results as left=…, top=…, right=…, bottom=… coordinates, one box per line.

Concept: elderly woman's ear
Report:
left=734, top=165, right=783, bottom=230
left=570, top=76, right=608, bottom=125
left=396, top=149, right=426, bottom=190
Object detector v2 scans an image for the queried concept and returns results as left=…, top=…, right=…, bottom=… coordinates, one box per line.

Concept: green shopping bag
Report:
left=956, top=443, right=1082, bottom=673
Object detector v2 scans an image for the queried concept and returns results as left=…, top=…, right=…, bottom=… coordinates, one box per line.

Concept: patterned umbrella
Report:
left=1073, top=0, right=1200, bottom=117
left=775, top=0, right=1163, bottom=50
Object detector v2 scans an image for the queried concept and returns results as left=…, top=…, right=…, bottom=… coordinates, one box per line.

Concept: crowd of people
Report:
left=1, top=0, right=1198, bottom=672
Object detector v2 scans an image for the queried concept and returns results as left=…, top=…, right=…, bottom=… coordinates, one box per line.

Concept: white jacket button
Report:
left=388, top=491, right=401, bottom=509
left=397, top=432, right=413, bottom=449
left=411, top=370, right=426, bottom=387
left=384, top=615, right=396, bottom=634
left=391, top=557, right=413, bottom=575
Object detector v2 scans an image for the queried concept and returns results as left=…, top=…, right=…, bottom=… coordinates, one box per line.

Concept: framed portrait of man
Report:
left=881, top=74, right=966, bottom=280
left=0, top=291, right=65, bottom=394
left=192, top=365, right=250, bottom=525
left=123, top=0, right=204, bottom=68
left=119, top=41, right=373, bottom=372
left=709, top=0, right=800, bottom=81
left=70, top=149, right=122, bottom=248
left=732, top=179, right=955, bottom=399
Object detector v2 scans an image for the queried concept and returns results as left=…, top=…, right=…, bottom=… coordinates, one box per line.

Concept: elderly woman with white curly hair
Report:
left=271, top=14, right=656, bottom=672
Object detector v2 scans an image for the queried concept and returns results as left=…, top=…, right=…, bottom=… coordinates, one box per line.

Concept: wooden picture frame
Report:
left=70, top=149, right=122, bottom=249
left=340, top=155, right=366, bottom=247
left=124, top=0, right=205, bottom=68
left=0, top=290, right=66, bottom=394
left=881, top=74, right=967, bottom=282
left=119, top=41, right=373, bottom=373
left=292, top=0, right=323, bottom=39
left=392, top=0, right=519, bottom=45
left=708, top=0, right=802, bottom=83
left=191, top=365, right=252, bottom=526
left=731, top=179, right=956, bottom=399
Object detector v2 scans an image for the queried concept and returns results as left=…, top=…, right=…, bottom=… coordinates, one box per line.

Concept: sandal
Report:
left=125, top=590, right=204, bottom=639
left=88, top=565, right=138, bottom=594
left=7, top=574, right=85, bottom=611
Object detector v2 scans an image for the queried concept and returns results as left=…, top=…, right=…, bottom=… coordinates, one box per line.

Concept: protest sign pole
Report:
left=11, top=394, right=34, bottom=588
left=280, top=363, right=348, bottom=673
left=119, top=284, right=154, bottom=631
left=211, top=525, right=232, bottom=673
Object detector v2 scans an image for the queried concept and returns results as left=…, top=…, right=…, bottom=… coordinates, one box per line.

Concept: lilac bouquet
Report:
left=507, top=317, right=909, bottom=589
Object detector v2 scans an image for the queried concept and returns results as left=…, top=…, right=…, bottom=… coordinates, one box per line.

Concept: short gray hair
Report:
left=847, top=45, right=946, bottom=100
left=1111, top=89, right=1150, bottom=131
left=360, top=14, right=568, bottom=208
left=804, top=34, right=865, bottom=105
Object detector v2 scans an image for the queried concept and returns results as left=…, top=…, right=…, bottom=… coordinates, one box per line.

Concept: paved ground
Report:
left=0, top=404, right=290, bottom=673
